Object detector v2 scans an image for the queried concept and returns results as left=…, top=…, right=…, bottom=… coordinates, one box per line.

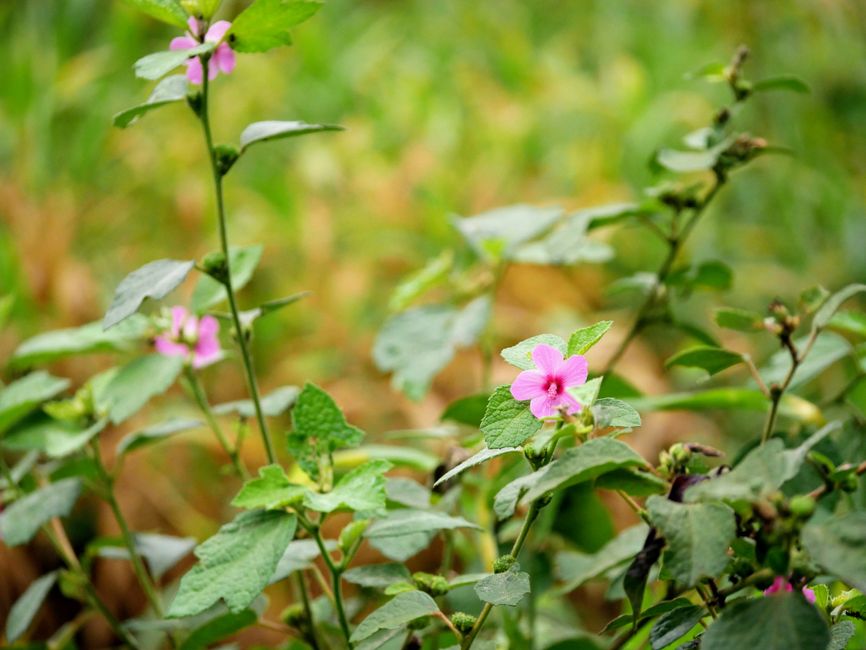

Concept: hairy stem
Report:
left=198, top=61, right=276, bottom=464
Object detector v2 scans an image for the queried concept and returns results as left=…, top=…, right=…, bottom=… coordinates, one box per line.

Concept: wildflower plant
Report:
left=2, top=3, right=866, bottom=650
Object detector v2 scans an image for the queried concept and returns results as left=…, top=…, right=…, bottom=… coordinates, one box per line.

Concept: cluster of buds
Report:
left=411, top=572, right=450, bottom=597
left=763, top=299, right=800, bottom=341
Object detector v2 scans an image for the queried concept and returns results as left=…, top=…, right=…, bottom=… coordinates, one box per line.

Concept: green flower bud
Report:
left=493, top=554, right=517, bottom=574
left=214, top=144, right=240, bottom=176
left=842, top=475, right=859, bottom=492
left=339, top=519, right=369, bottom=554
left=451, top=612, right=477, bottom=634
left=788, top=495, right=816, bottom=518
left=200, top=250, right=229, bottom=284
left=411, top=572, right=450, bottom=597
left=281, top=603, right=307, bottom=628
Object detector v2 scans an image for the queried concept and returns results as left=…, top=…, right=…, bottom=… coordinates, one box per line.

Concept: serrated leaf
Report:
left=232, top=464, right=305, bottom=510
left=134, top=42, right=214, bottom=80
left=228, top=0, right=322, bottom=53
left=168, top=510, right=297, bottom=617
left=714, top=307, right=762, bottom=332
left=344, top=563, right=412, bottom=589
left=500, top=333, right=566, bottom=370
left=591, top=398, right=641, bottom=431
left=350, top=590, right=439, bottom=643
left=121, top=0, right=188, bottom=26
left=116, top=418, right=203, bottom=456
left=104, top=259, right=194, bottom=329
left=567, top=321, right=613, bottom=356
left=5, top=571, right=58, bottom=643
left=286, top=383, right=364, bottom=480
left=178, top=609, right=257, bottom=650
left=474, top=568, right=530, bottom=607
left=802, top=511, right=866, bottom=593
left=555, top=524, right=649, bottom=592
left=304, top=459, right=392, bottom=513
left=191, top=245, right=263, bottom=311
left=650, top=604, right=704, bottom=650
left=0, top=479, right=82, bottom=546
left=10, top=316, right=149, bottom=369
left=433, top=446, right=521, bottom=487
left=213, top=385, right=299, bottom=418
left=701, top=592, right=829, bottom=650
left=239, top=120, right=343, bottom=151
left=114, top=75, right=189, bottom=128
left=481, top=385, right=542, bottom=449
left=364, top=509, right=481, bottom=539
left=520, top=438, right=649, bottom=504
left=665, top=346, right=744, bottom=376
left=752, top=75, right=810, bottom=94
left=0, top=372, right=70, bottom=434
left=99, top=355, right=184, bottom=424
left=646, top=496, right=735, bottom=586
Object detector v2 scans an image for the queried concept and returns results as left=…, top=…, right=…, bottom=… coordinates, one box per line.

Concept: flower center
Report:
left=545, top=377, right=563, bottom=399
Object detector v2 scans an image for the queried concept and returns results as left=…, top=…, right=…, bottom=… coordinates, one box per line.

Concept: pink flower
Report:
left=155, top=306, right=221, bottom=369
left=170, top=17, right=236, bottom=85
left=510, top=344, right=589, bottom=419
left=763, top=576, right=816, bottom=604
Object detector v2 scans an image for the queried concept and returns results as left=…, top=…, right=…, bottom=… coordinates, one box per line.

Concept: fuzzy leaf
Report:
left=0, top=479, right=82, bottom=546
left=481, top=385, right=542, bottom=449
left=433, top=446, right=521, bottom=487
left=649, top=604, right=704, bottom=650
left=802, top=511, right=866, bottom=593
left=474, top=568, right=530, bottom=607
left=567, top=321, right=613, bottom=356
left=304, top=459, right=392, bottom=513
left=364, top=510, right=481, bottom=539
left=168, top=510, right=297, bottom=617
left=228, top=0, right=323, bottom=53
left=232, top=464, right=305, bottom=510
left=178, top=609, right=257, bottom=650
left=501, top=334, right=566, bottom=370
left=121, top=0, right=188, bottom=27
left=117, top=418, right=203, bottom=456
left=350, top=590, right=439, bottom=643
left=103, top=259, right=194, bottom=329
left=555, top=524, right=649, bottom=592
left=0, top=372, right=70, bottom=434
left=213, top=385, right=300, bottom=418
left=452, top=204, right=562, bottom=259
left=344, top=563, right=412, bottom=589
left=714, top=307, right=762, bottom=332
left=99, top=355, right=184, bottom=424
left=591, top=398, right=641, bottom=431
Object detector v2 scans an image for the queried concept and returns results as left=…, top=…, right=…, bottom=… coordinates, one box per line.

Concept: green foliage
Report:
left=122, top=0, right=188, bottom=27
left=350, top=590, right=439, bottom=643
left=114, top=75, right=190, bottom=128
left=100, top=354, right=184, bottom=424
left=649, top=604, right=704, bottom=649
left=116, top=418, right=203, bottom=456
left=191, top=245, right=263, bottom=311
left=228, top=0, right=323, bottom=52
left=433, top=446, right=521, bottom=487
left=303, top=459, right=391, bottom=513
left=665, top=346, right=744, bottom=376
left=555, top=524, right=649, bottom=592
left=0, top=479, right=82, bottom=546
left=481, top=385, right=542, bottom=449
left=567, top=321, right=613, bottom=356
left=5, top=571, right=58, bottom=643
left=0, top=372, right=70, bottom=434
left=364, top=509, right=481, bottom=539
left=103, top=259, right=194, bottom=329
left=343, top=563, right=412, bottom=589
left=239, top=120, right=343, bottom=151
left=802, top=512, right=866, bottom=593
left=501, top=334, right=566, bottom=370
left=168, top=510, right=297, bottom=617
left=178, top=609, right=257, bottom=650
left=232, top=464, right=305, bottom=509
left=474, top=567, right=531, bottom=607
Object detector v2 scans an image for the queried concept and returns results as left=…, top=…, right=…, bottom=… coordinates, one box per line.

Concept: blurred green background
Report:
left=1, top=0, right=866, bottom=642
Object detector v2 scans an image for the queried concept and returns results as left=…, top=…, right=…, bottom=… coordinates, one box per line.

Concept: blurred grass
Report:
left=2, top=0, right=866, bottom=642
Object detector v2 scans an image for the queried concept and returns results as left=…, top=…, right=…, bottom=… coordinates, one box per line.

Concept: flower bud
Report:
left=411, top=572, right=450, bottom=597
left=493, top=554, right=517, bottom=574
left=201, top=251, right=229, bottom=284
left=451, top=612, right=477, bottom=634
left=339, top=519, right=369, bottom=554
left=214, top=144, right=240, bottom=176
left=788, top=495, right=816, bottom=519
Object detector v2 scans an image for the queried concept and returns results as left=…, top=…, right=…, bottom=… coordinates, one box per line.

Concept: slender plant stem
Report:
left=198, top=61, right=276, bottom=464
left=294, top=572, right=321, bottom=650
left=184, top=366, right=247, bottom=477
left=303, top=519, right=352, bottom=644
left=90, top=440, right=165, bottom=620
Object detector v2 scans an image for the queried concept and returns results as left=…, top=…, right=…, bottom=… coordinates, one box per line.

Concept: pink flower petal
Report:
left=511, top=370, right=547, bottom=402
left=531, top=344, right=564, bottom=375
left=764, top=577, right=791, bottom=596
left=559, top=354, right=588, bottom=387
left=213, top=44, right=236, bottom=74
left=205, top=20, right=232, bottom=43
left=155, top=336, right=189, bottom=358
left=182, top=314, right=199, bottom=341
left=198, top=314, right=219, bottom=339
left=170, top=306, right=188, bottom=338
left=192, top=347, right=221, bottom=369
left=186, top=58, right=204, bottom=85
left=802, top=587, right=816, bottom=604
left=170, top=35, right=197, bottom=51
left=529, top=395, right=556, bottom=419
left=187, top=16, right=202, bottom=37
left=557, top=391, right=582, bottom=415
left=207, top=58, right=219, bottom=81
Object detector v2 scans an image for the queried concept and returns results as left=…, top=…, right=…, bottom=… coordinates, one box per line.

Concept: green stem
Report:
left=198, top=60, right=276, bottom=465
left=302, top=518, right=352, bottom=645
left=184, top=366, right=247, bottom=477
left=294, top=572, right=321, bottom=650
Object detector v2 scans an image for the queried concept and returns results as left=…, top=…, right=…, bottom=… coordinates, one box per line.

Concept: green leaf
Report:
left=168, top=510, right=297, bottom=617
left=135, top=533, right=197, bottom=580
left=213, top=385, right=299, bottom=418
left=628, top=388, right=820, bottom=422
left=701, top=592, right=829, bottom=650
left=239, top=120, right=343, bottom=151
left=116, top=418, right=203, bottom=456
left=234, top=292, right=311, bottom=328
left=388, top=251, right=453, bottom=312
left=367, top=531, right=434, bottom=562
left=520, top=438, right=649, bottom=504
left=829, top=310, right=866, bottom=338
left=271, top=539, right=336, bottom=582
left=714, top=307, right=763, bottom=332
left=568, top=376, right=603, bottom=408
left=304, top=459, right=392, bottom=513
left=334, top=444, right=438, bottom=473
left=0, top=478, right=82, bottom=546
left=761, top=332, right=851, bottom=389
left=474, top=567, right=530, bottom=607
left=10, top=316, right=149, bottom=369
left=5, top=571, right=58, bottom=643
left=686, top=423, right=838, bottom=503
left=595, top=468, right=667, bottom=495
left=350, top=590, right=439, bottom=643
left=501, top=334, right=567, bottom=371
left=0, top=372, right=70, bottom=434
left=364, top=510, right=481, bottom=539
left=344, top=563, right=412, bottom=589
left=665, top=346, right=744, bottom=376
left=655, top=142, right=728, bottom=173
left=385, top=478, right=430, bottom=509
left=649, top=604, right=704, bottom=650
left=752, top=75, right=810, bottom=94
left=646, top=496, right=735, bottom=586
left=104, top=259, right=194, bottom=329
left=510, top=212, right=613, bottom=265
left=567, top=321, right=613, bottom=356
left=440, top=393, right=490, bottom=428
left=99, top=355, right=184, bottom=424
left=114, top=75, right=189, bottom=128
left=191, top=245, right=263, bottom=311
left=228, top=0, right=323, bottom=53
left=11, top=417, right=108, bottom=458
left=134, top=42, right=214, bottom=80
left=480, top=385, right=542, bottom=449
left=433, top=446, right=521, bottom=487
left=452, top=204, right=563, bottom=259
left=591, top=398, right=641, bottom=431
left=287, top=383, right=364, bottom=480
left=813, top=284, right=866, bottom=332
left=178, top=609, right=257, bottom=650
left=555, top=524, right=649, bottom=592
left=493, top=473, right=536, bottom=520
left=687, top=61, right=727, bottom=82
left=232, top=464, right=305, bottom=510
left=802, top=511, right=866, bottom=593
left=121, top=0, right=188, bottom=27
left=828, top=621, right=856, bottom=650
